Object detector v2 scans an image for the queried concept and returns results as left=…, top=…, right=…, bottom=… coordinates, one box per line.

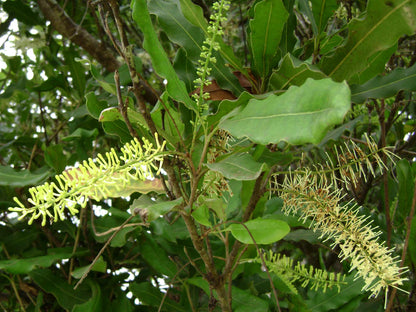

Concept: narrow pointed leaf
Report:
left=351, top=62, right=416, bottom=103
left=311, top=0, right=338, bottom=34
left=320, top=0, right=416, bottom=82
left=131, top=0, right=196, bottom=111
left=221, top=78, right=351, bottom=145
left=29, top=269, right=91, bottom=310
left=249, top=0, right=289, bottom=78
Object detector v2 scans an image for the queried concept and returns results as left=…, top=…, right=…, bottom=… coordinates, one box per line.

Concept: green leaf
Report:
left=221, top=78, right=351, bottom=145
left=98, top=106, right=148, bottom=130
left=92, top=215, right=138, bottom=247
left=396, top=159, right=415, bottom=223
left=348, top=43, right=397, bottom=85
left=71, top=257, right=107, bottom=279
left=131, top=0, right=196, bottom=111
left=320, top=0, right=416, bottom=82
left=29, top=269, right=92, bottom=310
left=0, top=166, right=51, bottom=187
left=43, top=144, right=66, bottom=173
left=64, top=51, right=86, bottom=98
left=178, top=0, right=248, bottom=78
left=310, top=0, right=338, bottom=34
left=3, top=0, right=42, bottom=25
left=232, top=286, right=269, bottom=312
left=63, top=128, right=98, bottom=141
left=279, top=0, right=297, bottom=56
left=139, top=234, right=177, bottom=277
left=351, top=62, right=416, bottom=103
left=409, top=216, right=416, bottom=266
left=72, top=281, right=103, bottom=312
left=192, top=204, right=211, bottom=227
left=269, top=54, right=327, bottom=90
left=85, top=92, right=108, bottom=119
left=148, top=0, right=243, bottom=96
left=249, top=0, right=289, bottom=79
left=206, top=153, right=265, bottom=181
left=0, top=248, right=81, bottom=274
left=173, top=48, right=197, bottom=92
left=30, top=75, right=68, bottom=92
left=207, top=91, right=256, bottom=126
left=102, top=120, right=133, bottom=143
left=129, top=282, right=187, bottom=311
left=228, top=218, right=290, bottom=244
left=90, top=65, right=116, bottom=95
left=130, top=196, right=183, bottom=222
left=306, top=275, right=365, bottom=311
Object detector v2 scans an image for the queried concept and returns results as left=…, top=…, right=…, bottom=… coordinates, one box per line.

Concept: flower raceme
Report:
left=9, top=136, right=166, bottom=226
left=279, top=170, right=407, bottom=300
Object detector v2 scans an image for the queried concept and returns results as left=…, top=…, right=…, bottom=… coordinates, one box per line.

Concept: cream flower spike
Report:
left=9, top=135, right=166, bottom=226
left=280, top=169, right=408, bottom=300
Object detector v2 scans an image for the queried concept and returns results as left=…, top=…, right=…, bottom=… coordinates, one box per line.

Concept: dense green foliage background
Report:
left=0, top=0, right=416, bottom=311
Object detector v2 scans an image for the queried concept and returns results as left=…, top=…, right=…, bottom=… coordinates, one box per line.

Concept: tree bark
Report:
left=37, top=0, right=120, bottom=72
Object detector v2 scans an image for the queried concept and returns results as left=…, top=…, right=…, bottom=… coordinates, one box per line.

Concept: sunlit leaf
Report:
left=221, top=78, right=350, bottom=145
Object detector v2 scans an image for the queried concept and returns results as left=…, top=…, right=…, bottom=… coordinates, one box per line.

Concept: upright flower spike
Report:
left=9, top=136, right=166, bottom=226
left=193, top=0, right=231, bottom=115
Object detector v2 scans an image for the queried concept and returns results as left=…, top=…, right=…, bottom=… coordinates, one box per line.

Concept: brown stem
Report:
left=180, top=211, right=230, bottom=311
left=37, top=0, right=119, bottom=72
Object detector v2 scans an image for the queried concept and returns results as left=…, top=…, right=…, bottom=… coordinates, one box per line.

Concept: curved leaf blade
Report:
left=29, top=269, right=91, bottom=310
left=270, top=53, right=327, bottom=90
left=131, top=0, right=196, bottom=111
left=320, top=0, right=416, bottom=82
left=351, top=62, right=416, bottom=103
left=228, top=218, right=290, bottom=244
left=221, top=78, right=351, bottom=145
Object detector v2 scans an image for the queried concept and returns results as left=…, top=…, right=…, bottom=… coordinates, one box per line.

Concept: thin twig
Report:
left=74, top=215, right=139, bottom=289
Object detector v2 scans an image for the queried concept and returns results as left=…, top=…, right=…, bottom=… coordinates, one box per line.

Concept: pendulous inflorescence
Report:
left=274, top=137, right=407, bottom=300
left=9, top=136, right=166, bottom=226
left=280, top=170, right=407, bottom=299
